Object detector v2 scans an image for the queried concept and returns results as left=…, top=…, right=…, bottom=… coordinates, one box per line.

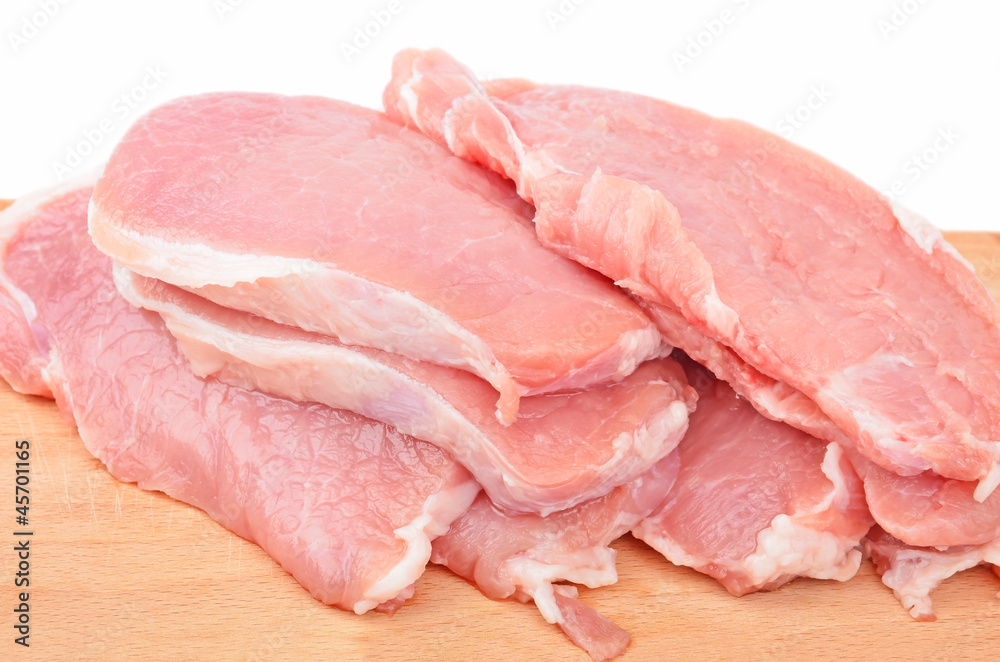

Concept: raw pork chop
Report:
left=116, top=268, right=695, bottom=514
left=433, top=453, right=680, bottom=661
left=864, top=526, right=1000, bottom=620
left=88, top=93, right=664, bottom=424
left=0, top=185, right=479, bottom=614
left=383, top=49, right=1000, bottom=496
left=632, top=359, right=872, bottom=595
left=645, top=300, right=1000, bottom=548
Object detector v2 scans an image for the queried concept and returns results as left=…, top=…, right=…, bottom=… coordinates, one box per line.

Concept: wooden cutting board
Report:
left=2, top=232, right=999, bottom=661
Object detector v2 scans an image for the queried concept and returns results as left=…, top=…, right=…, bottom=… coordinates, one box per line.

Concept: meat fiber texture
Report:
left=864, top=526, right=1000, bottom=621
left=0, top=185, right=480, bottom=614
left=643, top=301, right=1000, bottom=550
left=88, top=92, right=665, bottom=425
left=383, top=48, right=1000, bottom=499
left=116, top=268, right=695, bottom=514
left=632, top=359, right=873, bottom=595
left=432, top=452, right=680, bottom=661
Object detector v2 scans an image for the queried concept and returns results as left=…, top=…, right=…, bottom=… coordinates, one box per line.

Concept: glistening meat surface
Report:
left=89, top=92, right=663, bottom=424
left=116, top=268, right=694, bottom=514
left=0, top=186, right=479, bottom=614
left=383, top=48, right=1000, bottom=496
left=632, top=359, right=872, bottom=595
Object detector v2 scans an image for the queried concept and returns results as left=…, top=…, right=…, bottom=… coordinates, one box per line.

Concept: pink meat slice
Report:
left=864, top=526, right=1000, bottom=621
left=632, top=359, right=872, bottom=595
left=648, top=298, right=996, bottom=557
left=88, top=92, right=664, bottom=424
left=383, top=48, right=1000, bottom=496
left=115, top=267, right=695, bottom=514
left=645, top=299, right=1000, bottom=548
left=0, top=186, right=480, bottom=614
left=431, top=452, right=680, bottom=661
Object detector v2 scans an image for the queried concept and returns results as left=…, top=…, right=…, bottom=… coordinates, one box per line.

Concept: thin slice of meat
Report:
left=88, top=92, right=664, bottom=425
left=632, top=359, right=872, bottom=595
left=432, top=453, right=680, bottom=661
left=864, top=526, right=1000, bottom=620
left=0, top=185, right=480, bottom=614
left=116, top=268, right=695, bottom=514
left=383, top=48, right=1000, bottom=497
left=645, top=299, right=1000, bottom=548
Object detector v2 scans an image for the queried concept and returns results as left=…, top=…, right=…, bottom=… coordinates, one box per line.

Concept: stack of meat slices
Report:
left=0, top=49, right=998, bottom=661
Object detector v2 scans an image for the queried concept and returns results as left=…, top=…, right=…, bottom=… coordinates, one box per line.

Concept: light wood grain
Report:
left=2, top=233, right=999, bottom=661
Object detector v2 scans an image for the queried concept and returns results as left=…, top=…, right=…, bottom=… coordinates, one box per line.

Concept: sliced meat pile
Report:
left=380, top=47, right=1000, bottom=627
left=633, top=358, right=873, bottom=595
left=115, top=266, right=693, bottom=514
left=384, top=49, right=1000, bottom=494
left=88, top=93, right=664, bottom=425
left=0, top=46, right=997, bottom=661
left=0, top=187, right=479, bottom=614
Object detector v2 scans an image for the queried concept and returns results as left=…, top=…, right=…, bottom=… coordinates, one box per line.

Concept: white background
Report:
left=0, top=0, right=997, bottom=232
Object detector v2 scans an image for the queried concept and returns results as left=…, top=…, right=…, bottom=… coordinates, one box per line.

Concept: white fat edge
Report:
left=92, top=208, right=363, bottom=287
left=815, top=443, right=851, bottom=513
left=824, top=366, right=935, bottom=475
left=975, top=462, right=1000, bottom=503
left=830, top=356, right=1000, bottom=501
left=741, top=514, right=863, bottom=587
left=515, top=399, right=689, bottom=517
left=354, top=477, right=481, bottom=614
left=629, top=521, right=706, bottom=571
left=503, top=553, right=619, bottom=625
left=740, top=441, right=865, bottom=586
left=442, top=83, right=531, bottom=197
left=93, top=212, right=517, bottom=408
left=636, top=460, right=864, bottom=589
left=879, top=543, right=993, bottom=620
left=892, top=202, right=975, bottom=272
left=396, top=67, right=425, bottom=131
left=115, top=266, right=549, bottom=505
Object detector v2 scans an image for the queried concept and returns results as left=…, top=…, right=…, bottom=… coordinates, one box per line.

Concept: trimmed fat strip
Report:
left=864, top=526, right=1000, bottom=621
left=383, top=48, right=1000, bottom=496
left=115, top=267, right=694, bottom=514
left=432, top=452, right=680, bottom=661
left=88, top=92, right=664, bottom=425
left=632, top=358, right=872, bottom=595
left=0, top=185, right=479, bottom=614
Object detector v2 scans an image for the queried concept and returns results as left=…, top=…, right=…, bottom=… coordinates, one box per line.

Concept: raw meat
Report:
left=864, top=526, right=1000, bottom=620
left=116, top=267, right=695, bottom=514
left=383, top=48, right=1000, bottom=496
left=632, top=359, right=872, bottom=595
left=432, top=452, right=680, bottom=661
left=645, top=300, right=1000, bottom=548
left=0, top=185, right=480, bottom=614
left=88, top=92, right=664, bottom=424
